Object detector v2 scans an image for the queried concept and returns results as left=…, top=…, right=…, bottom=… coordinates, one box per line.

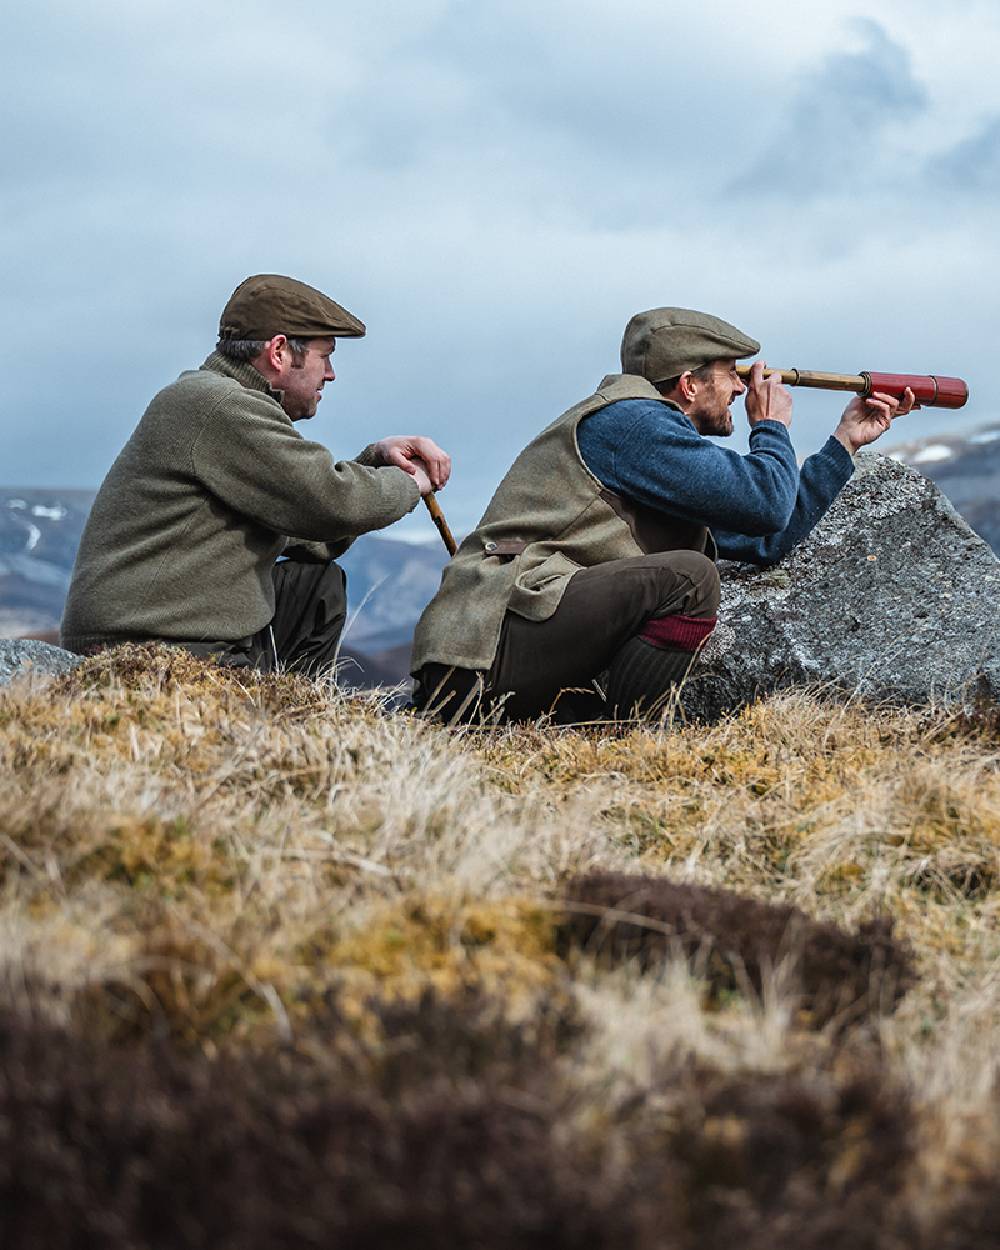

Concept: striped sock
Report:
left=605, top=637, right=695, bottom=719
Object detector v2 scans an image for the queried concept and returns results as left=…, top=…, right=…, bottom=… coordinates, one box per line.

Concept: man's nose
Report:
left=326, top=364, right=335, bottom=382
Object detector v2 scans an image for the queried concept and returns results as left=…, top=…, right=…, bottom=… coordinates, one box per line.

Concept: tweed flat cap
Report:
left=219, top=274, right=366, bottom=342
left=620, top=307, right=759, bottom=384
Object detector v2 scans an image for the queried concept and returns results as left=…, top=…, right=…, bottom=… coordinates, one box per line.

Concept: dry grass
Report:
left=0, top=644, right=997, bottom=1246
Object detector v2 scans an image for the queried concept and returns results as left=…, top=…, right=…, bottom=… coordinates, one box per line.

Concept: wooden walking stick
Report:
left=735, top=365, right=969, bottom=409
left=423, top=492, right=458, bottom=556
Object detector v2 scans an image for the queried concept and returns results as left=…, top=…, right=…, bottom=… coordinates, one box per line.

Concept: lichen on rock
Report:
left=0, top=639, right=81, bottom=686
left=682, top=454, right=1000, bottom=720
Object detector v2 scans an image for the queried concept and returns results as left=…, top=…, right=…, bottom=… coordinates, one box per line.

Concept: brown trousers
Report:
left=165, top=560, right=348, bottom=677
left=415, top=550, right=720, bottom=722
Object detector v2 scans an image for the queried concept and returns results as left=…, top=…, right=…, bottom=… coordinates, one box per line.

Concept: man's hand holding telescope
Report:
left=741, top=359, right=921, bottom=455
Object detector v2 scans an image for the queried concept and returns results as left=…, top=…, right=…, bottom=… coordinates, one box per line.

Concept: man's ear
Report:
left=264, top=334, right=289, bottom=372
left=677, top=370, right=698, bottom=403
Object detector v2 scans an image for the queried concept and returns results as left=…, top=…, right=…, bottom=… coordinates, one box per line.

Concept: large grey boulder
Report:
left=0, top=640, right=81, bottom=687
left=680, top=454, right=1000, bottom=720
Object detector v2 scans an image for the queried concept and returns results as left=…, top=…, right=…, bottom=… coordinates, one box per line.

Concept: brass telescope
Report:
left=734, top=365, right=969, bottom=410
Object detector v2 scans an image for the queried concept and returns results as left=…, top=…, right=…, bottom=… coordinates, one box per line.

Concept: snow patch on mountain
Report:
left=911, top=444, right=953, bottom=464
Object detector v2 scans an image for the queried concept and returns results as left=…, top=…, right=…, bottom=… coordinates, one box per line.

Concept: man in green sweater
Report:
left=61, top=274, right=451, bottom=675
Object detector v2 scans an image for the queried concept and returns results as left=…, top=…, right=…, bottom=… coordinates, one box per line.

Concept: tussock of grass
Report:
left=482, top=697, right=998, bottom=996
left=307, top=894, right=561, bottom=1009
left=0, top=644, right=997, bottom=1244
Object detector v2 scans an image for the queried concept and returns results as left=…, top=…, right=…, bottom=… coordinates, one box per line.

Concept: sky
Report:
left=3, top=0, right=999, bottom=538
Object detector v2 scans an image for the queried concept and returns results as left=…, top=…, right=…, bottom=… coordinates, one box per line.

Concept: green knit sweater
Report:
left=61, top=353, right=420, bottom=650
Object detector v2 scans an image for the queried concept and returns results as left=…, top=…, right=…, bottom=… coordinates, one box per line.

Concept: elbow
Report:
left=734, top=499, right=794, bottom=537
left=751, top=546, right=782, bottom=569
left=763, top=497, right=796, bottom=534
left=751, top=475, right=797, bottom=535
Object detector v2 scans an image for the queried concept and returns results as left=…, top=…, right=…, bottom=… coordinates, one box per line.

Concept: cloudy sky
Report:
left=3, top=0, right=999, bottom=537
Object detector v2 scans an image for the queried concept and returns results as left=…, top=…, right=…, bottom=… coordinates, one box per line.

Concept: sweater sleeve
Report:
left=190, top=387, right=421, bottom=542
left=712, top=436, right=855, bottom=565
left=577, top=399, right=800, bottom=536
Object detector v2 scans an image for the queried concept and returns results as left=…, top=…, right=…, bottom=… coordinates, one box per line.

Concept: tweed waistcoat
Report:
left=411, top=374, right=715, bottom=673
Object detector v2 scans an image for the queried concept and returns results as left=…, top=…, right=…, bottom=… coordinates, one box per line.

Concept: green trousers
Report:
left=176, top=560, right=348, bottom=677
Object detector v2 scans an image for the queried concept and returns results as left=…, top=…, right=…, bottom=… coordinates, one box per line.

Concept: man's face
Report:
left=686, top=360, right=745, bottom=437
left=274, top=337, right=336, bottom=421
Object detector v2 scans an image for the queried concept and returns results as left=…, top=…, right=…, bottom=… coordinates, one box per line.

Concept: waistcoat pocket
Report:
left=507, top=549, right=583, bottom=621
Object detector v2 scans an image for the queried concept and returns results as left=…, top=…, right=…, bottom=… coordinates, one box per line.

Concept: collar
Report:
left=200, top=350, right=278, bottom=399
left=595, top=372, right=681, bottom=410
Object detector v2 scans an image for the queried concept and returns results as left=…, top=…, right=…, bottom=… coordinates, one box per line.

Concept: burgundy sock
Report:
left=640, top=613, right=717, bottom=652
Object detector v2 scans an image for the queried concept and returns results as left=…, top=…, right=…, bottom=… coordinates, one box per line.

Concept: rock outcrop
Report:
left=0, top=639, right=81, bottom=686
left=680, top=454, right=1000, bottom=720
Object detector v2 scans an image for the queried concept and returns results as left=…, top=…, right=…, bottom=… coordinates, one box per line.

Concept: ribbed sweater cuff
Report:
left=817, top=433, right=857, bottom=476
left=749, top=419, right=793, bottom=442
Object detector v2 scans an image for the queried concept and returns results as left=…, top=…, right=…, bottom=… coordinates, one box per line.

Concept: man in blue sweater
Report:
left=411, top=306, right=914, bottom=721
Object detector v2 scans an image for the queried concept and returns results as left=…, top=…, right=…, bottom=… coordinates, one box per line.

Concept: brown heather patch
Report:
left=0, top=648, right=997, bottom=1243
left=0, top=992, right=652, bottom=1250
left=556, top=872, right=916, bottom=1030
left=4, top=989, right=996, bottom=1249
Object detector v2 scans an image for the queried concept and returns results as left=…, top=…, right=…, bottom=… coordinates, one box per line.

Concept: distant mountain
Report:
left=338, top=534, right=447, bottom=652
left=337, top=539, right=447, bottom=687
left=0, top=489, right=96, bottom=639
left=885, top=422, right=1000, bottom=555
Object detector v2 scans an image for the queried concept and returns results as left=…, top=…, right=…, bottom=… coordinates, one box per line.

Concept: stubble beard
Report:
left=279, top=388, right=320, bottom=423
left=698, top=407, right=734, bottom=438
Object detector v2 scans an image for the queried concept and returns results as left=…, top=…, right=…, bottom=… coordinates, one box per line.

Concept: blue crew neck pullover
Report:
left=576, top=399, right=855, bottom=566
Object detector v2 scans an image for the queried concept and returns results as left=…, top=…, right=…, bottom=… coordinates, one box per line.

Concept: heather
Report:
left=0, top=646, right=996, bottom=1247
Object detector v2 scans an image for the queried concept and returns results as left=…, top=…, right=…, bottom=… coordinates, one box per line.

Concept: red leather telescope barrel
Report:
left=863, top=372, right=969, bottom=409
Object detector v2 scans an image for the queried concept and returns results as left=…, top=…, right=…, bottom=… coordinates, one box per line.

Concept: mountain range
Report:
left=3, top=419, right=997, bottom=684
left=884, top=422, right=1000, bottom=553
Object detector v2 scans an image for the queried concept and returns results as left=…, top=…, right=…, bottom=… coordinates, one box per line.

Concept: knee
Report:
left=690, top=553, right=721, bottom=616
left=292, top=558, right=346, bottom=596
left=656, top=551, right=720, bottom=617
left=321, top=561, right=347, bottom=593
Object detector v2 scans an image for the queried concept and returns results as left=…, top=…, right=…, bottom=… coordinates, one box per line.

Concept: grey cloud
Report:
left=934, top=117, right=1000, bottom=191
left=1, top=1, right=997, bottom=525
left=729, top=19, right=926, bottom=199
left=338, top=5, right=772, bottom=230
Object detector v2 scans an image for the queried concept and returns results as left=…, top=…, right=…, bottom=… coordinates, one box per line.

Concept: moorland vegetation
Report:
left=0, top=645, right=997, bottom=1247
